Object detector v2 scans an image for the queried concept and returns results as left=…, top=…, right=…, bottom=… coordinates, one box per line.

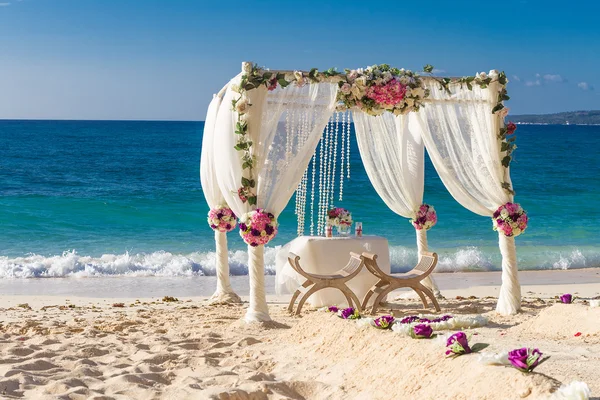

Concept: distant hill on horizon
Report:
left=511, top=110, right=600, bottom=125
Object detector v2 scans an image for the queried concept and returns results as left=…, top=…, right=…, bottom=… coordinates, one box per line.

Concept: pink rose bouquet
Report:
left=411, top=204, right=437, bottom=230
left=207, top=206, right=237, bottom=233
left=327, top=207, right=352, bottom=227
left=365, top=78, right=407, bottom=109
left=492, top=202, right=528, bottom=237
left=239, top=209, right=278, bottom=247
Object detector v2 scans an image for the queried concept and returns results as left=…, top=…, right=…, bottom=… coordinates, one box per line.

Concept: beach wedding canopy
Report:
left=201, top=62, right=526, bottom=322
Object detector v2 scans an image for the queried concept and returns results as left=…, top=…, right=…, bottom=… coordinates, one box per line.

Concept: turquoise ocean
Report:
left=1, top=120, right=599, bottom=282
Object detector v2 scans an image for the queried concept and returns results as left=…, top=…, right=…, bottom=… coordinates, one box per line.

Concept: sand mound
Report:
left=509, top=304, right=600, bottom=342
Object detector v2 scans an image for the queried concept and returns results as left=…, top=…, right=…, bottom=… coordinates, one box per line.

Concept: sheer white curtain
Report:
left=412, top=78, right=519, bottom=314
left=213, top=78, right=338, bottom=322
left=353, top=112, right=440, bottom=297
left=200, top=85, right=242, bottom=304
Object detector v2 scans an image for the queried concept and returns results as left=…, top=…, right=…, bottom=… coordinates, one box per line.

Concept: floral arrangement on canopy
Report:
left=207, top=206, right=237, bottom=232
left=492, top=202, right=528, bottom=237
left=335, top=64, right=428, bottom=116
left=411, top=204, right=437, bottom=231
left=239, top=209, right=278, bottom=246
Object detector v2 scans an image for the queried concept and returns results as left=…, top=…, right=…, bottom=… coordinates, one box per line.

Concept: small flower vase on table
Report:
left=327, top=207, right=353, bottom=237
left=336, top=223, right=351, bottom=237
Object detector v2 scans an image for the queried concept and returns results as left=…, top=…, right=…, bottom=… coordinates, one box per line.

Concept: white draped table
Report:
left=275, top=235, right=391, bottom=307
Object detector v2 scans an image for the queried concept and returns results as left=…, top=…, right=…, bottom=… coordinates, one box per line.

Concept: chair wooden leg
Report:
left=288, top=281, right=312, bottom=313
left=340, top=288, right=354, bottom=310
left=288, top=290, right=302, bottom=313
left=339, top=286, right=362, bottom=313
left=361, top=280, right=386, bottom=310
left=411, top=287, right=429, bottom=309
left=417, top=283, right=441, bottom=312
left=295, top=285, right=321, bottom=316
left=370, top=285, right=395, bottom=315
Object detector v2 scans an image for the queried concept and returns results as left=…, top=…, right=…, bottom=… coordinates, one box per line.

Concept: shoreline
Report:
left=1, top=267, right=599, bottom=299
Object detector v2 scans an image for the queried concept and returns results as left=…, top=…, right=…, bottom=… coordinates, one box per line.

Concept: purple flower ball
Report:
left=251, top=229, right=261, bottom=237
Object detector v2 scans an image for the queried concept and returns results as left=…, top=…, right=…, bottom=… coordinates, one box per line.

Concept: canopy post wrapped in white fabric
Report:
left=200, top=91, right=241, bottom=304
left=246, top=244, right=270, bottom=322
left=413, top=76, right=520, bottom=314
left=415, top=229, right=441, bottom=297
left=353, top=112, right=440, bottom=297
left=213, top=64, right=339, bottom=322
left=496, top=234, right=520, bottom=314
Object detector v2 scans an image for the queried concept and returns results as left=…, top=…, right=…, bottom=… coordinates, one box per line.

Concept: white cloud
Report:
left=0, top=2, right=11, bottom=5
left=512, top=75, right=521, bottom=82
left=577, top=82, right=594, bottom=91
left=543, top=74, right=566, bottom=83
left=525, top=79, right=541, bottom=87
left=432, top=69, right=446, bottom=74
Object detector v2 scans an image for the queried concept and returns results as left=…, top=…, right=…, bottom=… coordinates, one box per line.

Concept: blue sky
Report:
left=1, top=0, right=599, bottom=120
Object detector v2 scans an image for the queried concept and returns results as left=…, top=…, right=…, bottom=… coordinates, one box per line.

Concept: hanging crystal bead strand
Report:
left=309, top=111, right=317, bottom=236
left=346, top=111, right=351, bottom=179
left=339, top=111, right=346, bottom=201
left=319, top=118, right=331, bottom=235
left=326, top=116, right=334, bottom=210
left=298, top=109, right=308, bottom=236
left=330, top=112, right=340, bottom=207
left=317, top=123, right=325, bottom=235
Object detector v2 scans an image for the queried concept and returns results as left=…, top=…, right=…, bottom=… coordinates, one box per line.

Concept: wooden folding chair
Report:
left=361, top=251, right=440, bottom=314
left=287, top=252, right=364, bottom=315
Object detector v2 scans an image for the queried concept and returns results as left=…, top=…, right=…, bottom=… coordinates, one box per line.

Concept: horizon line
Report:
left=0, top=118, right=205, bottom=123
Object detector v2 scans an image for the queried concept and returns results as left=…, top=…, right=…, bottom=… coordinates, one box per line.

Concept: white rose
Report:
left=293, top=70, right=303, bottom=82
left=242, top=62, right=253, bottom=74
left=476, top=72, right=488, bottom=80
left=356, top=68, right=364, bottom=74
left=230, top=84, right=241, bottom=93
left=412, top=87, right=425, bottom=97
left=356, top=76, right=367, bottom=87
left=499, top=107, right=510, bottom=118
left=513, top=228, right=521, bottom=236
left=393, top=108, right=403, bottom=116
left=488, top=70, right=499, bottom=80
left=236, top=98, right=250, bottom=114
left=351, top=85, right=362, bottom=98
left=382, top=71, right=392, bottom=82
left=341, top=83, right=352, bottom=94
left=347, top=70, right=358, bottom=82
left=500, top=209, right=509, bottom=218
left=399, top=76, right=409, bottom=85
left=296, top=77, right=307, bottom=87
left=405, top=98, right=415, bottom=107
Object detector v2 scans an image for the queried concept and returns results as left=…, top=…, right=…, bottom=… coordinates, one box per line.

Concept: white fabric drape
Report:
left=200, top=90, right=240, bottom=304
left=413, top=79, right=519, bottom=314
left=213, top=78, right=338, bottom=322
left=354, top=112, right=440, bottom=297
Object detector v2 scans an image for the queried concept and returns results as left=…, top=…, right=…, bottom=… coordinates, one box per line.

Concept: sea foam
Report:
left=0, top=245, right=598, bottom=279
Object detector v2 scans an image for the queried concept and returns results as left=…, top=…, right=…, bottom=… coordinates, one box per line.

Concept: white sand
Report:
left=0, top=270, right=599, bottom=399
